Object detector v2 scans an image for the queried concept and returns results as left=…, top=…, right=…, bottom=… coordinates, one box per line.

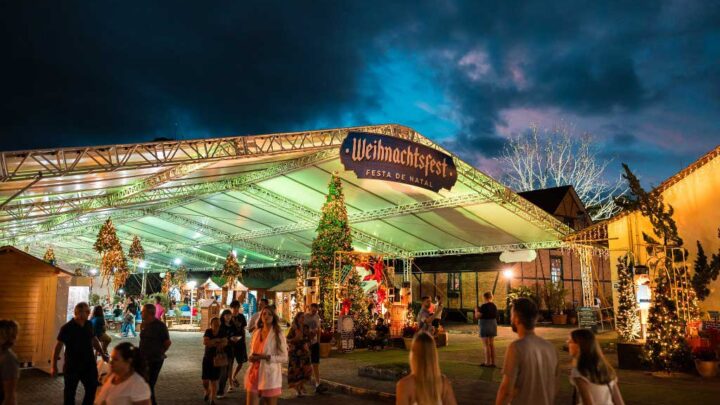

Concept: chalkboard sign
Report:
left=578, top=307, right=597, bottom=329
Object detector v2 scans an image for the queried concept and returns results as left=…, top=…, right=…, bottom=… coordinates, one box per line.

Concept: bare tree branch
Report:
left=497, top=123, right=626, bottom=221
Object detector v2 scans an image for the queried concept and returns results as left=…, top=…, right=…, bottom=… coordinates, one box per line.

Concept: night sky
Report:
left=2, top=1, right=719, bottom=185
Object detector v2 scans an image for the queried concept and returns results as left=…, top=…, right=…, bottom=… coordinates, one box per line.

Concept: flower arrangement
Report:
left=402, top=324, right=419, bottom=339
left=693, top=347, right=718, bottom=362
left=320, top=329, right=334, bottom=343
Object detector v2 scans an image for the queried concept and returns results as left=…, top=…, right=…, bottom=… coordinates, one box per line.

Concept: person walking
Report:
left=303, top=303, right=325, bottom=393
left=475, top=292, right=498, bottom=367
left=286, top=312, right=312, bottom=397
left=0, top=320, right=20, bottom=405
left=202, top=317, right=227, bottom=405
left=568, top=329, right=625, bottom=405
left=245, top=307, right=287, bottom=405
left=52, top=302, right=109, bottom=405
left=153, top=297, right=165, bottom=322
left=122, top=298, right=138, bottom=338
left=495, top=298, right=559, bottom=405
left=217, top=310, right=238, bottom=398
left=138, top=304, right=171, bottom=405
left=94, top=342, right=151, bottom=405
left=229, top=301, right=248, bottom=388
left=91, top=306, right=112, bottom=355
left=395, top=332, right=457, bottom=405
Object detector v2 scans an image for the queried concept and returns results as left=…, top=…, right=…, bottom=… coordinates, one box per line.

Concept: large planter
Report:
left=551, top=314, right=567, bottom=325
left=319, top=342, right=332, bottom=358
left=617, top=342, right=644, bottom=370
left=695, top=359, right=719, bottom=378
left=403, top=337, right=413, bottom=350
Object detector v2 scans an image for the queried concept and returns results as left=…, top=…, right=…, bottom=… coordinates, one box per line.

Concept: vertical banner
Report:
left=340, top=131, right=458, bottom=192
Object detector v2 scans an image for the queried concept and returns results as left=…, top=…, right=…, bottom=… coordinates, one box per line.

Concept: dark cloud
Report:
left=1, top=1, right=718, bottom=187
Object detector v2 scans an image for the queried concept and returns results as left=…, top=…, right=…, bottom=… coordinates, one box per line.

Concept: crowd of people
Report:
left=0, top=293, right=628, bottom=405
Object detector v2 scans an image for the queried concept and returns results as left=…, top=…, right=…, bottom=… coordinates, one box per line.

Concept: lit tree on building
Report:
left=615, top=255, right=641, bottom=341
left=308, top=174, right=352, bottom=327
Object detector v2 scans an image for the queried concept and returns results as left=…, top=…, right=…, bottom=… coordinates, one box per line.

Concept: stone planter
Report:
left=695, top=359, right=719, bottom=378
left=617, top=341, right=644, bottom=370
left=319, top=342, right=332, bottom=358
left=403, top=337, right=413, bottom=350
left=551, top=314, right=567, bottom=325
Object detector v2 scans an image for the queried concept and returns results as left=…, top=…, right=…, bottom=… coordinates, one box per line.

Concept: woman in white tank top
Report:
left=568, top=329, right=625, bottom=405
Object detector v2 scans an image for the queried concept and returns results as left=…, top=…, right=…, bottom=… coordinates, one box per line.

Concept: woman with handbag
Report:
left=202, top=317, right=227, bottom=405
left=568, top=328, right=625, bottom=405
left=245, top=307, right=288, bottom=405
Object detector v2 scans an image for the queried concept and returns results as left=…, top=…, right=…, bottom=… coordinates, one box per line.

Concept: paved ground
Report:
left=17, top=331, right=391, bottom=405
left=17, top=323, right=720, bottom=404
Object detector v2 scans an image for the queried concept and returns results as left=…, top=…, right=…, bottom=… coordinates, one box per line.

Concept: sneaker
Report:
left=217, top=394, right=225, bottom=399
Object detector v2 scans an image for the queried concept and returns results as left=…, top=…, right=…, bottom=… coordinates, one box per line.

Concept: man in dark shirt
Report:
left=51, top=302, right=108, bottom=405
left=229, top=300, right=248, bottom=387
left=139, top=303, right=171, bottom=405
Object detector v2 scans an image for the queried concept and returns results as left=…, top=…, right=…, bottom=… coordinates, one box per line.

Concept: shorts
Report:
left=202, top=357, right=221, bottom=380
left=310, top=343, right=320, bottom=364
left=479, top=319, right=497, bottom=338
left=233, top=342, right=248, bottom=364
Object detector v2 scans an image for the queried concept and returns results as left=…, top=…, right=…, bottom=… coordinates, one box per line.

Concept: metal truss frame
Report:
left=0, top=124, right=406, bottom=182
left=412, top=240, right=563, bottom=257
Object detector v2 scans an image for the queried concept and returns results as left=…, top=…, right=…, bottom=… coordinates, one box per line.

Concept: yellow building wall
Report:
left=608, top=153, right=720, bottom=311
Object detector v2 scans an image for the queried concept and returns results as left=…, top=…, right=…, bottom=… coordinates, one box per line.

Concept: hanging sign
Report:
left=340, top=131, right=457, bottom=192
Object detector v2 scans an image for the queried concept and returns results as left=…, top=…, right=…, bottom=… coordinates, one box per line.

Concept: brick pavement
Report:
left=17, top=331, right=391, bottom=404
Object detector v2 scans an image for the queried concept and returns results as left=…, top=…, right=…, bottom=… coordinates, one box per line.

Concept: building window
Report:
left=550, top=256, right=563, bottom=283
left=448, top=273, right=461, bottom=297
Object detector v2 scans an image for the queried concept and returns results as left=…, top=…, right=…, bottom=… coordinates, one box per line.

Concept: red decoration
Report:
left=341, top=298, right=351, bottom=315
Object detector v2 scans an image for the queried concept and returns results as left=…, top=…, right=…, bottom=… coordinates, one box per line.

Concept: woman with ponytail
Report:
left=396, top=332, right=457, bottom=405
left=568, top=329, right=625, bottom=405
left=95, top=342, right=151, bottom=405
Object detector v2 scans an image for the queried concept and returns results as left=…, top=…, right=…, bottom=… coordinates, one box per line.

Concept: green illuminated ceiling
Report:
left=0, top=124, right=572, bottom=272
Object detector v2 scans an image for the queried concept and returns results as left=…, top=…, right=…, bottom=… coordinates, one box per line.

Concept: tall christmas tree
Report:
left=94, top=218, right=127, bottom=291
left=644, top=274, right=692, bottom=371
left=308, top=174, right=352, bottom=327
left=346, top=268, right=371, bottom=332
left=221, top=251, right=241, bottom=286
left=619, top=164, right=695, bottom=372
left=615, top=255, right=641, bottom=342
left=293, top=265, right=306, bottom=318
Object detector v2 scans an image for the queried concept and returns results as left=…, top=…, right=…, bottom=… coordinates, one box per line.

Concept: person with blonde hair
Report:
left=395, top=332, right=457, bottom=405
left=245, top=307, right=288, bottom=405
left=568, top=329, right=625, bottom=405
left=0, top=320, right=20, bottom=405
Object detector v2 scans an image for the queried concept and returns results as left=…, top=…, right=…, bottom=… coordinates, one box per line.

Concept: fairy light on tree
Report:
left=128, top=235, right=146, bottom=294
left=222, top=251, right=241, bottom=286
left=94, top=218, right=128, bottom=294
left=308, top=174, right=352, bottom=327
left=615, top=255, right=641, bottom=342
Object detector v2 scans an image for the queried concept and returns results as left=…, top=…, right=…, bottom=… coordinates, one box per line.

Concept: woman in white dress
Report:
left=395, top=332, right=457, bottom=405
left=568, top=329, right=625, bottom=405
left=95, top=342, right=151, bottom=405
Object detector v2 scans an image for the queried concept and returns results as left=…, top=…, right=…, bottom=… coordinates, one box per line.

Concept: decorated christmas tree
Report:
left=128, top=236, right=145, bottom=271
left=644, top=274, right=692, bottom=371
left=346, top=268, right=371, bottom=332
left=94, top=218, right=127, bottom=291
left=308, top=174, right=352, bottom=327
left=222, top=251, right=241, bottom=286
left=162, top=271, right=173, bottom=294
left=43, top=247, right=56, bottom=264
left=615, top=255, right=641, bottom=342
left=619, top=164, right=694, bottom=372
left=293, top=265, right=305, bottom=318
left=173, top=265, right=188, bottom=288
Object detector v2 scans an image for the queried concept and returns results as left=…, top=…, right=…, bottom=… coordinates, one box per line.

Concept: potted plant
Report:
left=319, top=329, right=334, bottom=358
left=543, top=282, right=569, bottom=325
left=693, top=347, right=719, bottom=378
left=402, top=324, right=418, bottom=350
